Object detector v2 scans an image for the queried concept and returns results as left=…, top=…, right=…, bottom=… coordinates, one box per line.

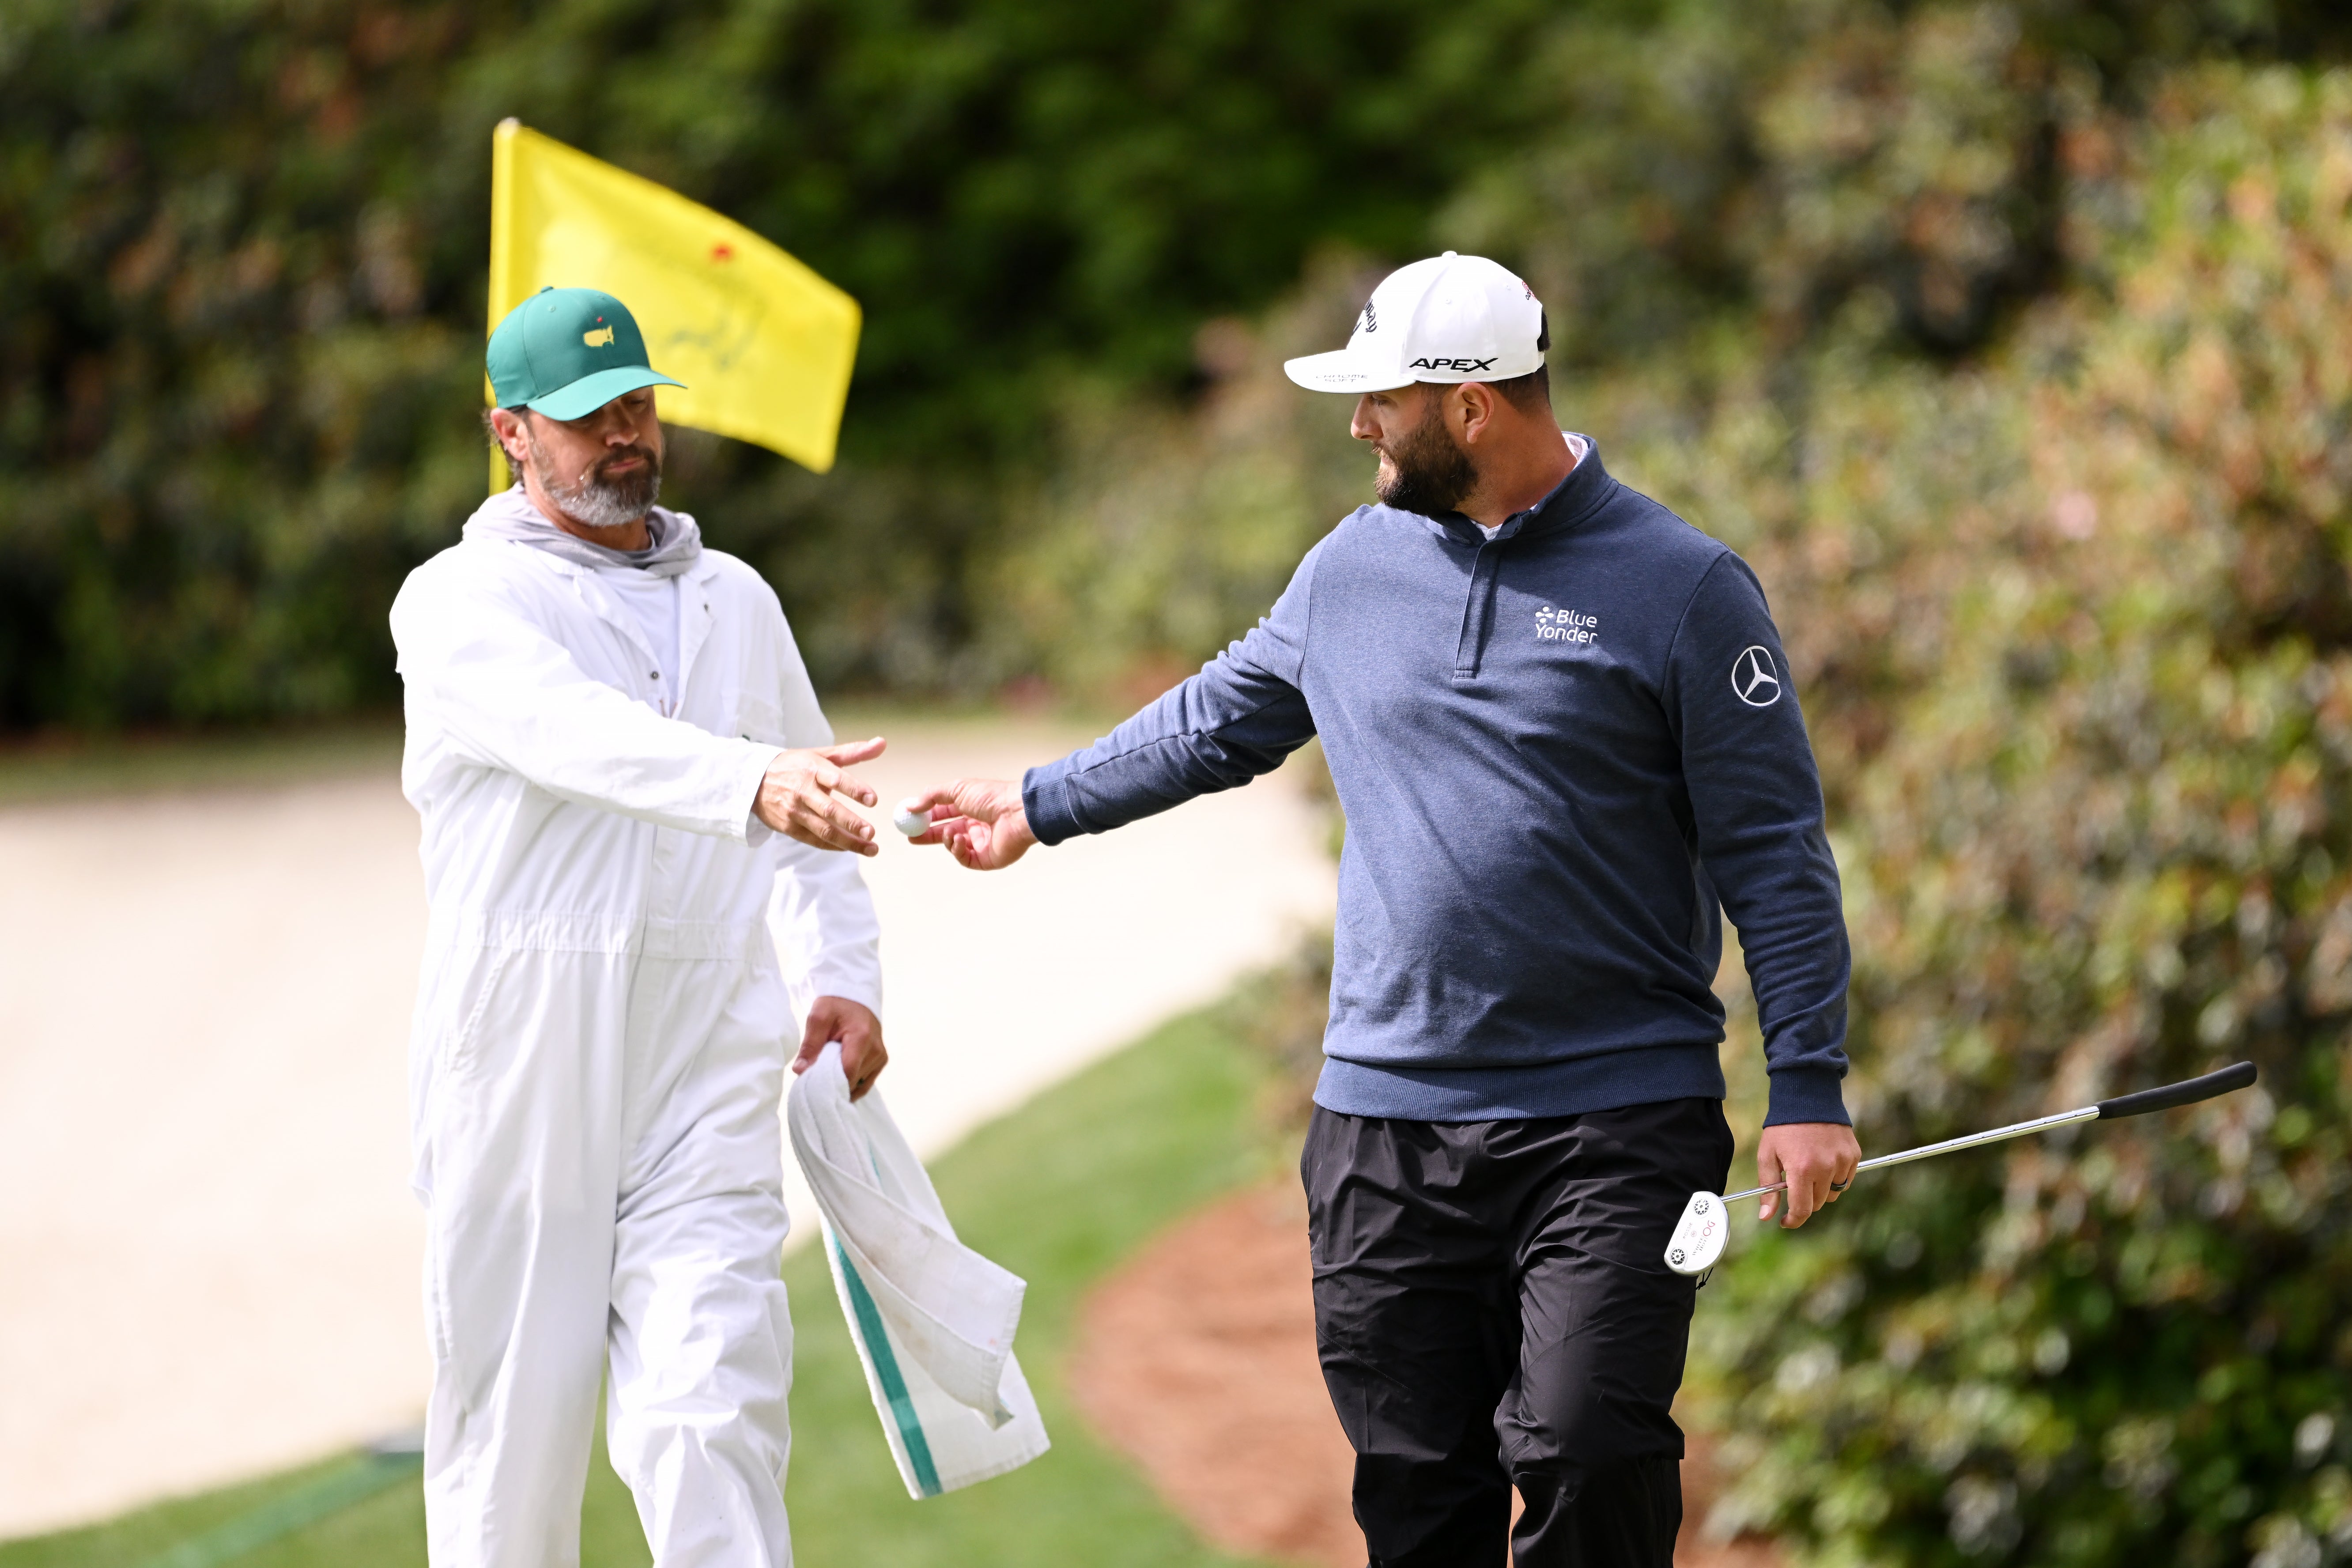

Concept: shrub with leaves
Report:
left=0, top=0, right=1557, bottom=725
left=1672, top=69, right=2352, bottom=1568
left=1013, top=49, right=2352, bottom=1568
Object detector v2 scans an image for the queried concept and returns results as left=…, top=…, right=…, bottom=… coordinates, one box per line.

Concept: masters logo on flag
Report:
left=487, top=119, right=861, bottom=484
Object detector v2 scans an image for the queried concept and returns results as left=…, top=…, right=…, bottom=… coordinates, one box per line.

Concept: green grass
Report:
left=0, top=1010, right=1289, bottom=1568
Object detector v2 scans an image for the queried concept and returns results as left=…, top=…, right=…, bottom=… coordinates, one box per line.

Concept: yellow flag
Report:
left=487, top=120, right=860, bottom=485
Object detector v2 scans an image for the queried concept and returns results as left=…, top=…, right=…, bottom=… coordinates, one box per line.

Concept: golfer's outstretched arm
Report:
left=908, top=544, right=1326, bottom=869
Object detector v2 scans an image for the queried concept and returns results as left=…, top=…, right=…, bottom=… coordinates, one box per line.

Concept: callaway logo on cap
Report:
left=1284, top=252, right=1547, bottom=394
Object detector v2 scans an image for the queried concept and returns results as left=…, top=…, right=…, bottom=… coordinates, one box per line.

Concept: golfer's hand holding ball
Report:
left=1755, top=1121, right=1863, bottom=1228
left=895, top=778, right=1036, bottom=871
left=755, top=736, right=888, bottom=856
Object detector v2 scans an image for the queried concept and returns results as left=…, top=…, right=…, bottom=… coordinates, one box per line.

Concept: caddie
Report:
left=905, top=253, right=1861, bottom=1566
left=391, top=286, right=890, bottom=1567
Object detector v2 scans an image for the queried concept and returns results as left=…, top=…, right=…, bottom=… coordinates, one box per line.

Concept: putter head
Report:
left=1663, top=1190, right=1730, bottom=1278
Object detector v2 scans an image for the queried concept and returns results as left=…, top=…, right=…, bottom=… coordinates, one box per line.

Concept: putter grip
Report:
left=2095, top=1061, right=2256, bottom=1120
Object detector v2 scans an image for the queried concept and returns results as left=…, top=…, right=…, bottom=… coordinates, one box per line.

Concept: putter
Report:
left=1663, top=1061, right=2258, bottom=1278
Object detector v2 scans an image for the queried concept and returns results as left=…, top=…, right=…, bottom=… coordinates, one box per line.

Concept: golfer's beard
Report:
left=531, top=436, right=662, bottom=529
left=1374, top=414, right=1477, bottom=517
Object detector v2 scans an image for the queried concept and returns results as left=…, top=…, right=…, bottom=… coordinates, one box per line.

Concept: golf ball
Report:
left=892, top=803, right=932, bottom=837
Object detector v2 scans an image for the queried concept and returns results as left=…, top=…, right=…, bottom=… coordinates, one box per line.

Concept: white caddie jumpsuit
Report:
left=389, top=504, right=879, bottom=1568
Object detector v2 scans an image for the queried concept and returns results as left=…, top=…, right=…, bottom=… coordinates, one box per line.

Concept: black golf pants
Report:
left=1302, top=1097, right=1734, bottom=1568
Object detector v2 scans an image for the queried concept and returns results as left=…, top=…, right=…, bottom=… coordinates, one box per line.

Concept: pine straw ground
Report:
left=1071, top=1180, right=1783, bottom=1568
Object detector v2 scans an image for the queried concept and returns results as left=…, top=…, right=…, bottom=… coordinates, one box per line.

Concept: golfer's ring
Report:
left=1829, top=1180, right=1850, bottom=1191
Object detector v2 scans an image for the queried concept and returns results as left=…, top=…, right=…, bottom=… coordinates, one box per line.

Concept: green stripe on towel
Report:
left=834, top=1237, right=945, bottom=1498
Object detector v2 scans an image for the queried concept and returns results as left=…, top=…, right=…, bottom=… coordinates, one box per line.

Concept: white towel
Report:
left=785, top=1044, right=1052, bottom=1497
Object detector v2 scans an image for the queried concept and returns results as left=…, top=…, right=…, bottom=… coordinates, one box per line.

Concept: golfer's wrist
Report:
left=1016, top=767, right=1085, bottom=846
left=1761, top=1068, right=1849, bottom=1128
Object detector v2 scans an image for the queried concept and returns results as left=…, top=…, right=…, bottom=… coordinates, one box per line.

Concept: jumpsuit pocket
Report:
left=424, top=1219, right=457, bottom=1367
left=438, top=947, right=515, bottom=1077
left=737, top=693, right=791, bottom=748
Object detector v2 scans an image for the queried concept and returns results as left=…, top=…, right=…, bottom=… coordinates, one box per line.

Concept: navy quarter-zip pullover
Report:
left=1023, top=436, right=1851, bottom=1126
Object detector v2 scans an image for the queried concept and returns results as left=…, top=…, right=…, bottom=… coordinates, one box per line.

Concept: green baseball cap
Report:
left=487, top=287, right=685, bottom=420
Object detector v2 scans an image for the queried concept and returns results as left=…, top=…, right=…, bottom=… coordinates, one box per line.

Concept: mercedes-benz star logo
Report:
left=1731, top=645, right=1782, bottom=707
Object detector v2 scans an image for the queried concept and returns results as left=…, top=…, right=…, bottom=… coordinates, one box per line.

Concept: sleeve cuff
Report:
left=1763, top=1068, right=1850, bottom=1127
left=729, top=747, right=783, bottom=845
left=807, top=977, right=883, bottom=1019
left=1020, top=763, right=1080, bottom=846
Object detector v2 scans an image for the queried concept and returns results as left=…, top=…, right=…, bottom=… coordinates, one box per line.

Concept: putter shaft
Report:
left=1673, top=1063, right=2257, bottom=1276
left=1724, top=1105, right=2100, bottom=1203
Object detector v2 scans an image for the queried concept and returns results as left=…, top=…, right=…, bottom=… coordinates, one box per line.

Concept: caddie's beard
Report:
left=1374, top=403, right=1478, bottom=516
left=527, top=431, right=663, bottom=529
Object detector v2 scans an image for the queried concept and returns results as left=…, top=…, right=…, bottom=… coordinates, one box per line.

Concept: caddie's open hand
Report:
left=897, top=777, right=1037, bottom=871
left=756, top=737, right=887, bottom=856
left=793, top=994, right=887, bottom=1100
left=1755, top=1122, right=1862, bottom=1228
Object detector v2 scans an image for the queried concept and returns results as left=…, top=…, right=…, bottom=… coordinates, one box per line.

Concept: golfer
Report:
left=907, top=253, right=1861, bottom=1566
left=391, top=287, right=887, bottom=1567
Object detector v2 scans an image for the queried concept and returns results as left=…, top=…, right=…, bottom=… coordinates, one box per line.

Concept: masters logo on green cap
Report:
left=487, top=287, right=687, bottom=421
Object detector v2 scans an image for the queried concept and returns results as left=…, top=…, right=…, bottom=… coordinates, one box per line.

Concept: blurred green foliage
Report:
left=13, top=5, right=2352, bottom=1563
left=0, top=0, right=1559, bottom=722
left=12, top=0, right=2352, bottom=723
left=982, top=0, right=2352, bottom=694
left=1668, top=71, right=2352, bottom=1568
left=1053, top=37, right=2352, bottom=1567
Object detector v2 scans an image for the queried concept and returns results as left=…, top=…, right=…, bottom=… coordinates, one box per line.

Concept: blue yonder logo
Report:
left=1535, top=605, right=1598, bottom=646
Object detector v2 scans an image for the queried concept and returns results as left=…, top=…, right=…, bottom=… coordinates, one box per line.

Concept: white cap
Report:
left=1284, top=252, right=1546, bottom=394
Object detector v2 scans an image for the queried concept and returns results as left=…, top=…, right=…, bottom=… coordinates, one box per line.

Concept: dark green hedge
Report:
left=11, top=6, right=2352, bottom=1564
left=11, top=0, right=2351, bottom=726
left=990, top=29, right=2352, bottom=1563
left=0, top=0, right=1560, bottom=725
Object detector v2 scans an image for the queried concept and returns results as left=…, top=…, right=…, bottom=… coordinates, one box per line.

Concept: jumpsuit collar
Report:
left=470, top=495, right=729, bottom=690
left=464, top=484, right=705, bottom=578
